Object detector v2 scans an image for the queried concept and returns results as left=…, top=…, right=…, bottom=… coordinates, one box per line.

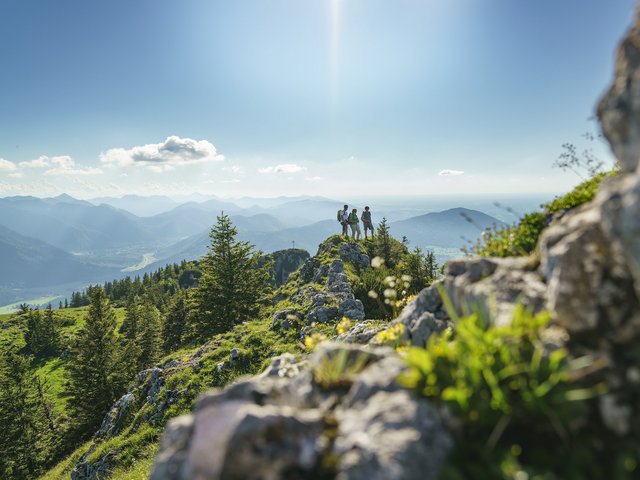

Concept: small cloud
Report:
left=8, top=172, right=23, bottom=179
left=20, top=155, right=102, bottom=176
left=19, top=156, right=50, bottom=168
left=222, top=179, right=241, bottom=184
left=0, top=158, right=17, bottom=171
left=258, top=164, right=306, bottom=174
left=438, top=169, right=465, bottom=176
left=305, top=176, right=323, bottom=182
left=148, top=164, right=176, bottom=173
left=100, top=136, right=223, bottom=172
left=223, top=165, right=244, bottom=174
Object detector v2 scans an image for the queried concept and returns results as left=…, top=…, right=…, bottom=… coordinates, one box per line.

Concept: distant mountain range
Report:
left=0, top=224, right=116, bottom=288
left=0, top=193, right=505, bottom=307
left=391, top=207, right=505, bottom=249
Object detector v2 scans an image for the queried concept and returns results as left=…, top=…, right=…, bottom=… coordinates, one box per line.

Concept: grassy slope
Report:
left=0, top=307, right=127, bottom=421
left=40, top=239, right=364, bottom=479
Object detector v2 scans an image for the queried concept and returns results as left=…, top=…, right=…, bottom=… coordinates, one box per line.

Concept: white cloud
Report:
left=148, top=164, right=176, bottom=173
left=100, top=136, right=224, bottom=172
left=438, top=169, right=465, bottom=176
left=19, top=156, right=51, bottom=168
left=0, top=158, right=17, bottom=171
left=258, top=164, right=306, bottom=174
left=222, top=179, right=241, bottom=184
left=305, top=176, right=323, bottom=181
left=19, top=155, right=102, bottom=176
left=8, top=172, right=23, bottom=179
left=223, top=165, right=244, bottom=174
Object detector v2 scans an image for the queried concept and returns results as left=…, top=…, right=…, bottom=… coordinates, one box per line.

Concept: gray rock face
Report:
left=338, top=243, right=371, bottom=271
left=303, top=259, right=365, bottom=324
left=71, top=446, right=114, bottom=480
left=337, top=320, right=385, bottom=344
left=151, top=343, right=451, bottom=480
left=385, top=256, right=547, bottom=344
left=97, top=393, right=135, bottom=439
left=539, top=198, right=640, bottom=339
left=263, top=249, right=311, bottom=286
left=598, top=8, right=640, bottom=173
left=600, top=174, right=640, bottom=297
left=71, top=359, right=194, bottom=478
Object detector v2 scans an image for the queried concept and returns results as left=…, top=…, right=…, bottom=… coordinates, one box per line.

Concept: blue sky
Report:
left=0, top=0, right=635, bottom=198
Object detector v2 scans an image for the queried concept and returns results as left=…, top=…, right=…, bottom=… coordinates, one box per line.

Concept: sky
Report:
left=0, top=0, right=635, bottom=199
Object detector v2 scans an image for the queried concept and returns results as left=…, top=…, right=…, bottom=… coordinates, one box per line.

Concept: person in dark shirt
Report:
left=361, top=206, right=374, bottom=239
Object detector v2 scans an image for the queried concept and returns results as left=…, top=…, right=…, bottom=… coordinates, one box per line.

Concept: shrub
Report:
left=398, top=303, right=638, bottom=479
left=471, top=170, right=617, bottom=258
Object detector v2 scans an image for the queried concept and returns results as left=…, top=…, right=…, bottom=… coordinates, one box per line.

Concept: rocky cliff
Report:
left=149, top=8, right=640, bottom=480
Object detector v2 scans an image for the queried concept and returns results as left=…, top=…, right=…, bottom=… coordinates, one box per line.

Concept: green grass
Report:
left=108, top=444, right=157, bottom=480
left=0, top=306, right=127, bottom=430
left=39, top=441, right=92, bottom=480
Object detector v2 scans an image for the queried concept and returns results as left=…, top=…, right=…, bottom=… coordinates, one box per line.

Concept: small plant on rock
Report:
left=398, top=304, right=617, bottom=479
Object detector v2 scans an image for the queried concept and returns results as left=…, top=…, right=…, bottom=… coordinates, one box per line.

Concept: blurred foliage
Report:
left=399, top=301, right=638, bottom=479
left=470, top=171, right=617, bottom=257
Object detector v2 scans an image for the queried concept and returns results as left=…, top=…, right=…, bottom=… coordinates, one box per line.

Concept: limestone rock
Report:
left=151, top=344, right=451, bottom=480
left=598, top=6, right=640, bottom=173
left=600, top=174, right=640, bottom=296
left=338, top=243, right=371, bottom=271
left=266, top=249, right=311, bottom=286
left=96, top=393, right=135, bottom=439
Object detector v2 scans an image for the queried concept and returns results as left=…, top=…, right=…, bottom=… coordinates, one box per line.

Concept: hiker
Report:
left=348, top=208, right=361, bottom=240
left=337, top=204, right=349, bottom=236
left=362, top=206, right=374, bottom=239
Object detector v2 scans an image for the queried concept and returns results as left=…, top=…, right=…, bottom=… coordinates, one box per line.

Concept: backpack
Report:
left=337, top=209, right=342, bottom=221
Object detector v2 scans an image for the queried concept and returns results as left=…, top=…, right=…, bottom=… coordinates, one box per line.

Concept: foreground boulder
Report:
left=151, top=344, right=451, bottom=480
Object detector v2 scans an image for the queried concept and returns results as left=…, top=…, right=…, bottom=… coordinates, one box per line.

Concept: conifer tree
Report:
left=0, top=351, right=55, bottom=478
left=136, top=301, right=163, bottom=369
left=192, top=213, right=272, bottom=339
left=163, top=292, right=188, bottom=353
left=66, top=287, right=122, bottom=435
left=24, top=305, right=59, bottom=358
left=425, top=250, right=438, bottom=281
left=403, top=247, right=439, bottom=294
left=375, top=217, right=393, bottom=267
left=119, top=295, right=140, bottom=341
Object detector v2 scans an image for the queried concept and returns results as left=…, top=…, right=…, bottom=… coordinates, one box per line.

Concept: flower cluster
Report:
left=336, top=317, right=352, bottom=335
left=374, top=323, right=407, bottom=349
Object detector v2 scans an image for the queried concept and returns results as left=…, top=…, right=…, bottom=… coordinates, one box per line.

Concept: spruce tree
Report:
left=66, top=287, right=122, bottom=435
left=0, top=351, right=54, bottom=478
left=375, top=217, right=393, bottom=267
left=136, top=301, right=163, bottom=369
left=404, top=247, right=435, bottom=295
left=24, top=306, right=59, bottom=358
left=425, top=250, right=438, bottom=282
left=163, top=292, right=188, bottom=353
left=192, top=213, right=272, bottom=339
left=119, top=295, right=140, bottom=341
